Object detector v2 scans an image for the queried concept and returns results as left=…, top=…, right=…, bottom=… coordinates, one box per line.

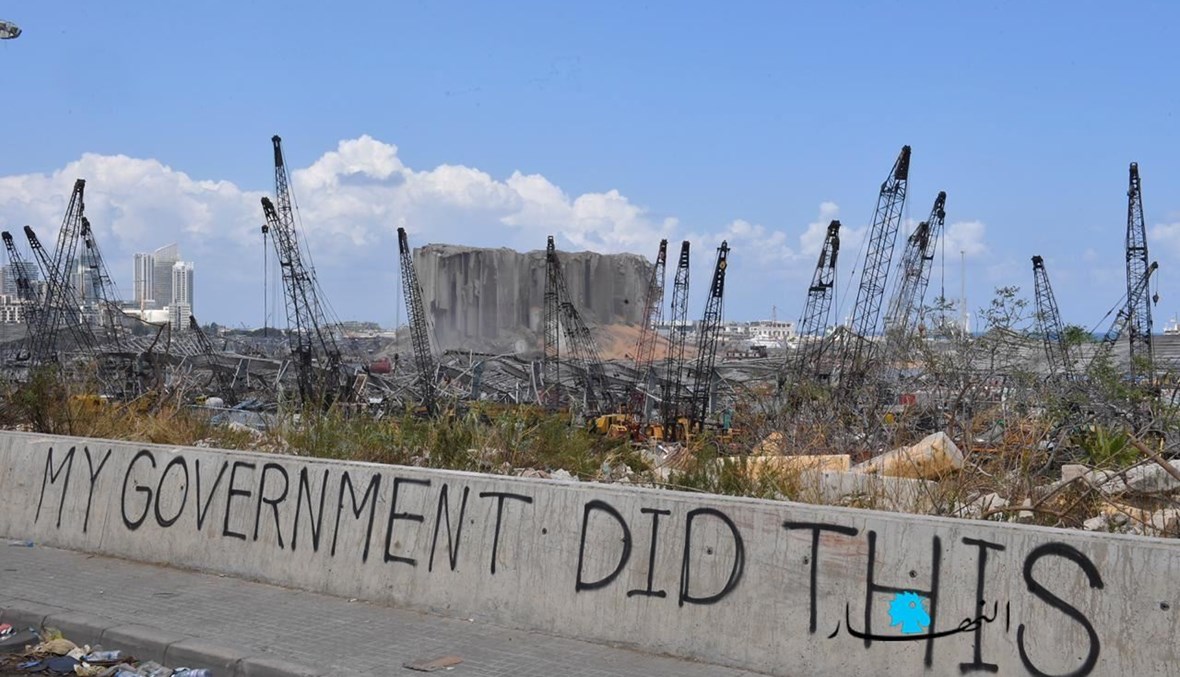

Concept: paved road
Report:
left=0, top=545, right=771, bottom=676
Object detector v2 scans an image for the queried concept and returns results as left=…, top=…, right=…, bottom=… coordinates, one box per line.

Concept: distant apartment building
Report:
left=131, top=243, right=194, bottom=329
left=0, top=261, right=39, bottom=297
left=0, top=294, right=25, bottom=324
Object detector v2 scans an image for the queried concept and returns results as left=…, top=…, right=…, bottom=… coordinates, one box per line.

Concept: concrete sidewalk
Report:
left=0, top=544, right=770, bottom=677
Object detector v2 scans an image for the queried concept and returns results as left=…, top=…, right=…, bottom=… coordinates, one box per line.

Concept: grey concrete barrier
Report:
left=0, top=430, right=1176, bottom=676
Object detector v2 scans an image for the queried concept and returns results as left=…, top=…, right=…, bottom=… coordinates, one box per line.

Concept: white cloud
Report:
left=944, top=220, right=989, bottom=258
left=0, top=137, right=998, bottom=326
left=1150, top=222, right=1180, bottom=257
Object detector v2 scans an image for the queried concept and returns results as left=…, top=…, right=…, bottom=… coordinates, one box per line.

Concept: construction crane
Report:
left=629, top=239, right=667, bottom=419
left=26, top=180, right=92, bottom=363
left=397, top=227, right=438, bottom=416
left=687, top=241, right=730, bottom=435
left=1031, top=256, right=1073, bottom=378
left=542, top=237, right=613, bottom=414
left=2, top=231, right=40, bottom=339
left=660, top=241, right=691, bottom=439
left=542, top=236, right=562, bottom=408
left=884, top=191, right=947, bottom=339
left=1093, top=261, right=1159, bottom=369
left=78, top=217, right=125, bottom=350
left=838, top=145, right=911, bottom=386
left=1125, top=162, right=1154, bottom=383
left=794, top=220, right=841, bottom=382
left=190, top=315, right=238, bottom=405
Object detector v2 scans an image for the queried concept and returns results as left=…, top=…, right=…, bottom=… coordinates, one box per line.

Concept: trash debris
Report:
left=7, top=539, right=34, bottom=547
left=83, top=649, right=124, bottom=664
left=0, top=628, right=40, bottom=654
left=0, top=626, right=210, bottom=677
left=403, top=655, right=463, bottom=672
left=37, top=637, right=78, bottom=655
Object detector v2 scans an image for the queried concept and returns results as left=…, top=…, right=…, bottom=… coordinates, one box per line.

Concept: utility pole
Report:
left=960, top=249, right=967, bottom=332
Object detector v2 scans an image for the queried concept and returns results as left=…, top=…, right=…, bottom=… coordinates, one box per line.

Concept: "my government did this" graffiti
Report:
left=30, top=444, right=1133, bottom=677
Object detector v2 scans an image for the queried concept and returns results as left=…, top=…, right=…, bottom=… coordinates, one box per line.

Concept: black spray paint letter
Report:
left=576, top=500, right=632, bottom=592
left=1017, top=543, right=1104, bottom=677
left=679, top=508, right=744, bottom=607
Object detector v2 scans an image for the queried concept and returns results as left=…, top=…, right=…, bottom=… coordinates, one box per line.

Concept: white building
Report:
left=171, top=260, right=194, bottom=307
left=748, top=320, right=795, bottom=348
left=135, top=243, right=180, bottom=311
left=133, top=252, right=155, bottom=307
left=0, top=294, right=24, bottom=324
left=169, top=303, right=192, bottom=332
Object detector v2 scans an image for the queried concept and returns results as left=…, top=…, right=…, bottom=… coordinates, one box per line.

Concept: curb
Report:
left=0, top=599, right=327, bottom=677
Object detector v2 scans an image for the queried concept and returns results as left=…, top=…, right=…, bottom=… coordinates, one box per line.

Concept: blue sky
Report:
left=1, top=1, right=1179, bottom=331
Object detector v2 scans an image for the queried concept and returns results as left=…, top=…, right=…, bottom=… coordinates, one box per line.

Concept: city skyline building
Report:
left=133, top=252, right=154, bottom=307
left=130, top=243, right=194, bottom=330
left=171, top=260, right=193, bottom=307
left=151, top=243, right=179, bottom=311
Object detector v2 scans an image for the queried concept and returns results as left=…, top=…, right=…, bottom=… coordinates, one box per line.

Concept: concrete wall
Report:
left=0, top=430, right=1176, bottom=677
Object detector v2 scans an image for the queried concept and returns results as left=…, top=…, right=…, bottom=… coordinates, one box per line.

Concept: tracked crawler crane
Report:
left=27, top=180, right=93, bottom=363
left=1031, top=256, right=1073, bottom=378
left=687, top=241, right=730, bottom=434
left=629, top=239, right=668, bottom=419
left=24, top=226, right=93, bottom=362
left=794, top=220, right=841, bottom=382
left=1125, top=162, right=1154, bottom=382
left=838, top=146, right=911, bottom=386
left=660, top=241, right=691, bottom=438
left=398, top=227, right=438, bottom=415
left=543, top=239, right=614, bottom=414
left=261, top=135, right=345, bottom=407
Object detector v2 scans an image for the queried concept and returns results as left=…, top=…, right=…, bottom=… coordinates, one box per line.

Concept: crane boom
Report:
left=542, top=236, right=562, bottom=408
left=885, top=191, right=946, bottom=338
left=397, top=227, right=438, bottom=415
left=1125, top=162, right=1153, bottom=382
left=838, top=145, right=911, bottom=385
left=661, top=241, right=691, bottom=438
left=79, top=217, right=125, bottom=350
left=1094, top=261, right=1158, bottom=369
left=687, top=241, right=729, bottom=434
left=542, top=239, right=613, bottom=414
left=794, top=220, right=840, bottom=381
left=263, top=135, right=345, bottom=407
left=2, top=231, right=40, bottom=334
left=190, top=315, right=238, bottom=405
left=1031, top=256, right=1073, bottom=377
left=25, top=228, right=94, bottom=361
left=630, top=239, right=667, bottom=419
left=27, top=180, right=93, bottom=363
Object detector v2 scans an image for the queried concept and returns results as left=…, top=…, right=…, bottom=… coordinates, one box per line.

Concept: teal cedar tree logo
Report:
left=888, top=591, right=931, bottom=634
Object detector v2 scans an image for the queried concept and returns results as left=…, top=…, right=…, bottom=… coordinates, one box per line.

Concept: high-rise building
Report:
left=171, top=260, right=194, bottom=308
left=152, top=243, right=179, bottom=312
left=133, top=243, right=180, bottom=311
left=133, top=252, right=155, bottom=307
